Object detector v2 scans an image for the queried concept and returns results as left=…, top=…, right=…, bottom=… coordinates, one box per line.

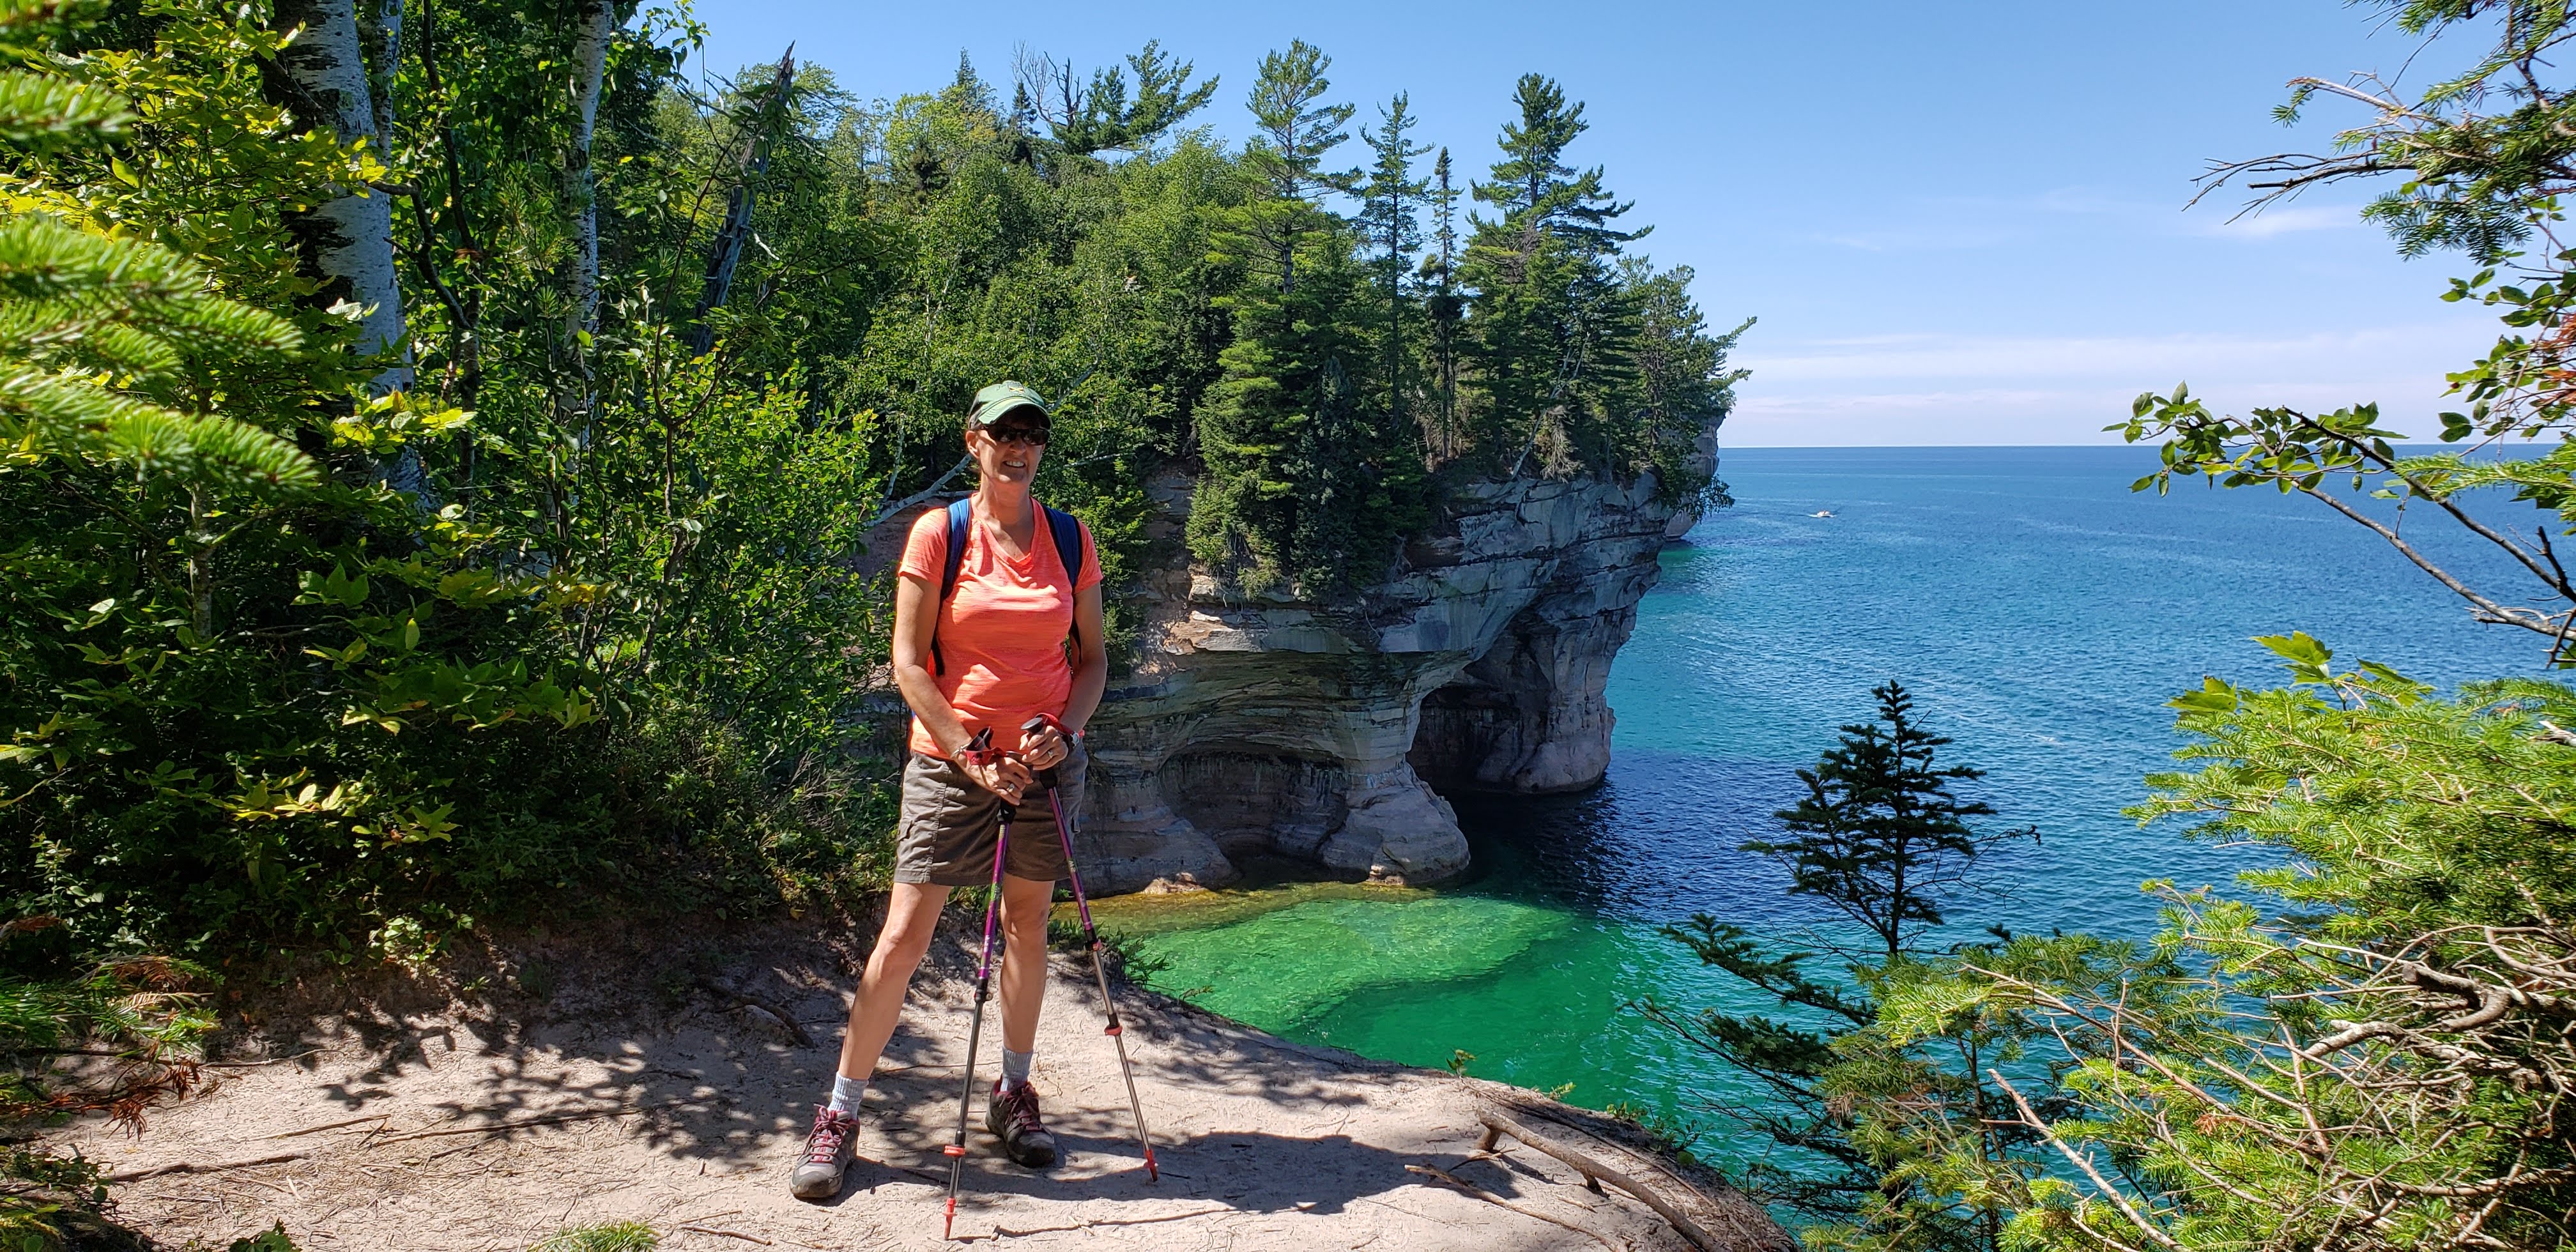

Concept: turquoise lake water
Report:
left=1087, top=445, right=2543, bottom=1151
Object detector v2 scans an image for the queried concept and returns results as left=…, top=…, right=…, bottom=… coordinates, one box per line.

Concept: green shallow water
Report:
left=1085, top=868, right=1784, bottom=1120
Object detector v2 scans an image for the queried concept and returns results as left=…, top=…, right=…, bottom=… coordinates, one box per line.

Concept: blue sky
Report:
left=691, top=0, right=2502, bottom=447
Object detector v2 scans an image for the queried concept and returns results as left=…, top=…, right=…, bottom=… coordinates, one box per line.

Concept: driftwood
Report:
left=1406, top=1163, right=1618, bottom=1250
left=1478, top=1110, right=1719, bottom=1251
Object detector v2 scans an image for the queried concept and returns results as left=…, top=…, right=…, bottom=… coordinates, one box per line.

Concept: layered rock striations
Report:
left=1075, top=459, right=1711, bottom=894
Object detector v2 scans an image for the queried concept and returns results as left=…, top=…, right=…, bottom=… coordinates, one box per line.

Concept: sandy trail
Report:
left=54, top=924, right=1785, bottom=1252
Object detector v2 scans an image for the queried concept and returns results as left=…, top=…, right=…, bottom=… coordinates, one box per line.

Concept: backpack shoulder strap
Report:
left=1041, top=504, right=1086, bottom=650
left=1041, top=505, right=1085, bottom=588
left=940, top=498, right=972, bottom=604
left=928, top=498, right=972, bottom=676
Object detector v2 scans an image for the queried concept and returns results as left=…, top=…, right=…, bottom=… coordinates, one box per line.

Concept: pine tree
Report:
left=1460, top=75, right=1646, bottom=477
left=1360, top=93, right=1429, bottom=427
left=1423, top=147, right=1462, bottom=461
left=1192, top=45, right=1426, bottom=595
left=1012, top=40, right=1216, bottom=158
left=1751, top=681, right=2032, bottom=961
left=1634, top=682, right=2036, bottom=1237
left=1237, top=40, right=1354, bottom=294
left=1478, top=73, right=1641, bottom=251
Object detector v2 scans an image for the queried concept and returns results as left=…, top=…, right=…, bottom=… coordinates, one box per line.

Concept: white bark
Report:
left=565, top=0, right=622, bottom=337
left=273, top=0, right=410, bottom=396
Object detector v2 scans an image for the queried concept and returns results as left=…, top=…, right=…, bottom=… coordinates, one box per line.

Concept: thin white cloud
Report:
left=1725, top=323, right=2499, bottom=447
left=2188, top=204, right=2358, bottom=239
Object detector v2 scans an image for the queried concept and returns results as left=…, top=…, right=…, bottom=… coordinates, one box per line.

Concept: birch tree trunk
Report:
left=269, top=0, right=409, bottom=396
left=564, top=0, right=627, bottom=340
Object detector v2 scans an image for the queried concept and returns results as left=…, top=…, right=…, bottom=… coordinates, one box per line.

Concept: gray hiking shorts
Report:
left=892, top=742, right=1087, bottom=887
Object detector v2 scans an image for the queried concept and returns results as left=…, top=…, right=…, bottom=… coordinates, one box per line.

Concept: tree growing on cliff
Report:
left=1635, top=682, right=2037, bottom=1246
left=1360, top=92, right=1429, bottom=424
left=1190, top=43, right=1428, bottom=595
left=1459, top=74, right=1649, bottom=478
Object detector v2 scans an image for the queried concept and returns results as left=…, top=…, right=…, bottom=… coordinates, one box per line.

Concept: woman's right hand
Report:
left=958, top=752, right=1034, bottom=804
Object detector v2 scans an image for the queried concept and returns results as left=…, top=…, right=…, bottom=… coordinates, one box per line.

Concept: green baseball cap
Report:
left=966, top=380, right=1050, bottom=428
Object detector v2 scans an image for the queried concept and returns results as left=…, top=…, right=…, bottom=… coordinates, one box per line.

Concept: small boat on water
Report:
left=1812, top=509, right=1834, bottom=518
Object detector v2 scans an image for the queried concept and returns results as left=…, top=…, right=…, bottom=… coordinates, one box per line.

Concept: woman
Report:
left=790, top=380, right=1107, bottom=1201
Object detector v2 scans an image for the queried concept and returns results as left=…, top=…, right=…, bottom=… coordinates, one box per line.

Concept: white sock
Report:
left=999, top=1049, right=1034, bottom=1092
left=826, top=1073, right=866, bottom=1115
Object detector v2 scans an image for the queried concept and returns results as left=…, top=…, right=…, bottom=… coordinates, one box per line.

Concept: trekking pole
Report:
left=942, top=729, right=1013, bottom=1241
left=1022, top=715, right=1158, bottom=1182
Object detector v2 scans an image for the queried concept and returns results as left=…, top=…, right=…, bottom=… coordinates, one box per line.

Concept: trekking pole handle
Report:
left=954, top=726, right=1003, bottom=768
left=1022, top=715, right=1072, bottom=790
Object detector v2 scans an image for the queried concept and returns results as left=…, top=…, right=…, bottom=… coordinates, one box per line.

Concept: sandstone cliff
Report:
left=1075, top=449, right=1712, bottom=894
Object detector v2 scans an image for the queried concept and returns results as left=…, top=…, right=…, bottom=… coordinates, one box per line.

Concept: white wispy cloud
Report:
left=1724, top=324, right=2497, bottom=447
left=2186, top=204, right=2359, bottom=239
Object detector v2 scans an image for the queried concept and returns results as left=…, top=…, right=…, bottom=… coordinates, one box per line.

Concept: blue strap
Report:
left=1042, top=505, right=1086, bottom=651
left=931, top=498, right=971, bottom=676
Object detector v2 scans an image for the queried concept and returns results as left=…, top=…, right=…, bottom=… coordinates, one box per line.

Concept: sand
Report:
left=50, top=919, right=1788, bottom=1252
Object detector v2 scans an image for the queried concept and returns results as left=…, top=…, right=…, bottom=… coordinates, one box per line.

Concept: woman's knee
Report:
left=870, top=886, right=946, bottom=966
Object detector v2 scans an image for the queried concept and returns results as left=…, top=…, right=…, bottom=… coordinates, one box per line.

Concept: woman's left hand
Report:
left=1022, top=722, right=1072, bottom=771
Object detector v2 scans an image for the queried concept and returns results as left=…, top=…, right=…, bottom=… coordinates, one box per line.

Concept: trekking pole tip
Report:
left=1144, top=1147, right=1159, bottom=1181
left=943, top=1196, right=956, bottom=1239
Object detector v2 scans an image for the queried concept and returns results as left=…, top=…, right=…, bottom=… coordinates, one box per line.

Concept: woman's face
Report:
left=967, top=413, right=1048, bottom=489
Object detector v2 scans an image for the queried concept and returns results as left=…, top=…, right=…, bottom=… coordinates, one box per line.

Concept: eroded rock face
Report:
left=1076, top=468, right=1702, bottom=894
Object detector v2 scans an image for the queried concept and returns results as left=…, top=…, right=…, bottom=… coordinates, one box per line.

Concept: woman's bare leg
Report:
left=834, top=881, right=951, bottom=1081
left=996, top=860, right=1058, bottom=1054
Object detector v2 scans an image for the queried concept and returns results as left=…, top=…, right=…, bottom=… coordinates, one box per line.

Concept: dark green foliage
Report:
left=1754, top=682, right=2034, bottom=961
left=0, top=918, right=213, bottom=1250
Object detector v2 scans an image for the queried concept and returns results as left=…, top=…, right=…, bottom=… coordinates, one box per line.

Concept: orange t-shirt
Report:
left=898, top=499, right=1101, bottom=757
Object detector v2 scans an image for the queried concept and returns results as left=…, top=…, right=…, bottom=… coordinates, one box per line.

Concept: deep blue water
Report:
left=1096, top=445, right=2543, bottom=1141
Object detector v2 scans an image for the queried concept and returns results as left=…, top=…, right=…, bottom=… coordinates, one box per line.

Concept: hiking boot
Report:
left=983, top=1080, right=1057, bottom=1169
left=789, top=1105, right=858, bottom=1200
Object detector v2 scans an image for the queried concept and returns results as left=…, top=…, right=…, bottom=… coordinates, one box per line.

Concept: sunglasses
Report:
left=982, top=424, right=1050, bottom=447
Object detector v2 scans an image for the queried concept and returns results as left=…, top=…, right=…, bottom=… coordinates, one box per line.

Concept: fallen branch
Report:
left=109, top=1150, right=310, bottom=1182
left=1406, top=1164, right=1617, bottom=1251
left=1478, top=1110, right=1718, bottom=1251
left=870, top=455, right=974, bottom=526
left=696, top=977, right=816, bottom=1047
left=988, top=1205, right=1235, bottom=1237
left=206, top=1051, right=321, bottom=1068
left=372, top=1098, right=693, bottom=1144
left=677, top=1226, right=772, bottom=1246
left=263, top=1113, right=390, bottom=1140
